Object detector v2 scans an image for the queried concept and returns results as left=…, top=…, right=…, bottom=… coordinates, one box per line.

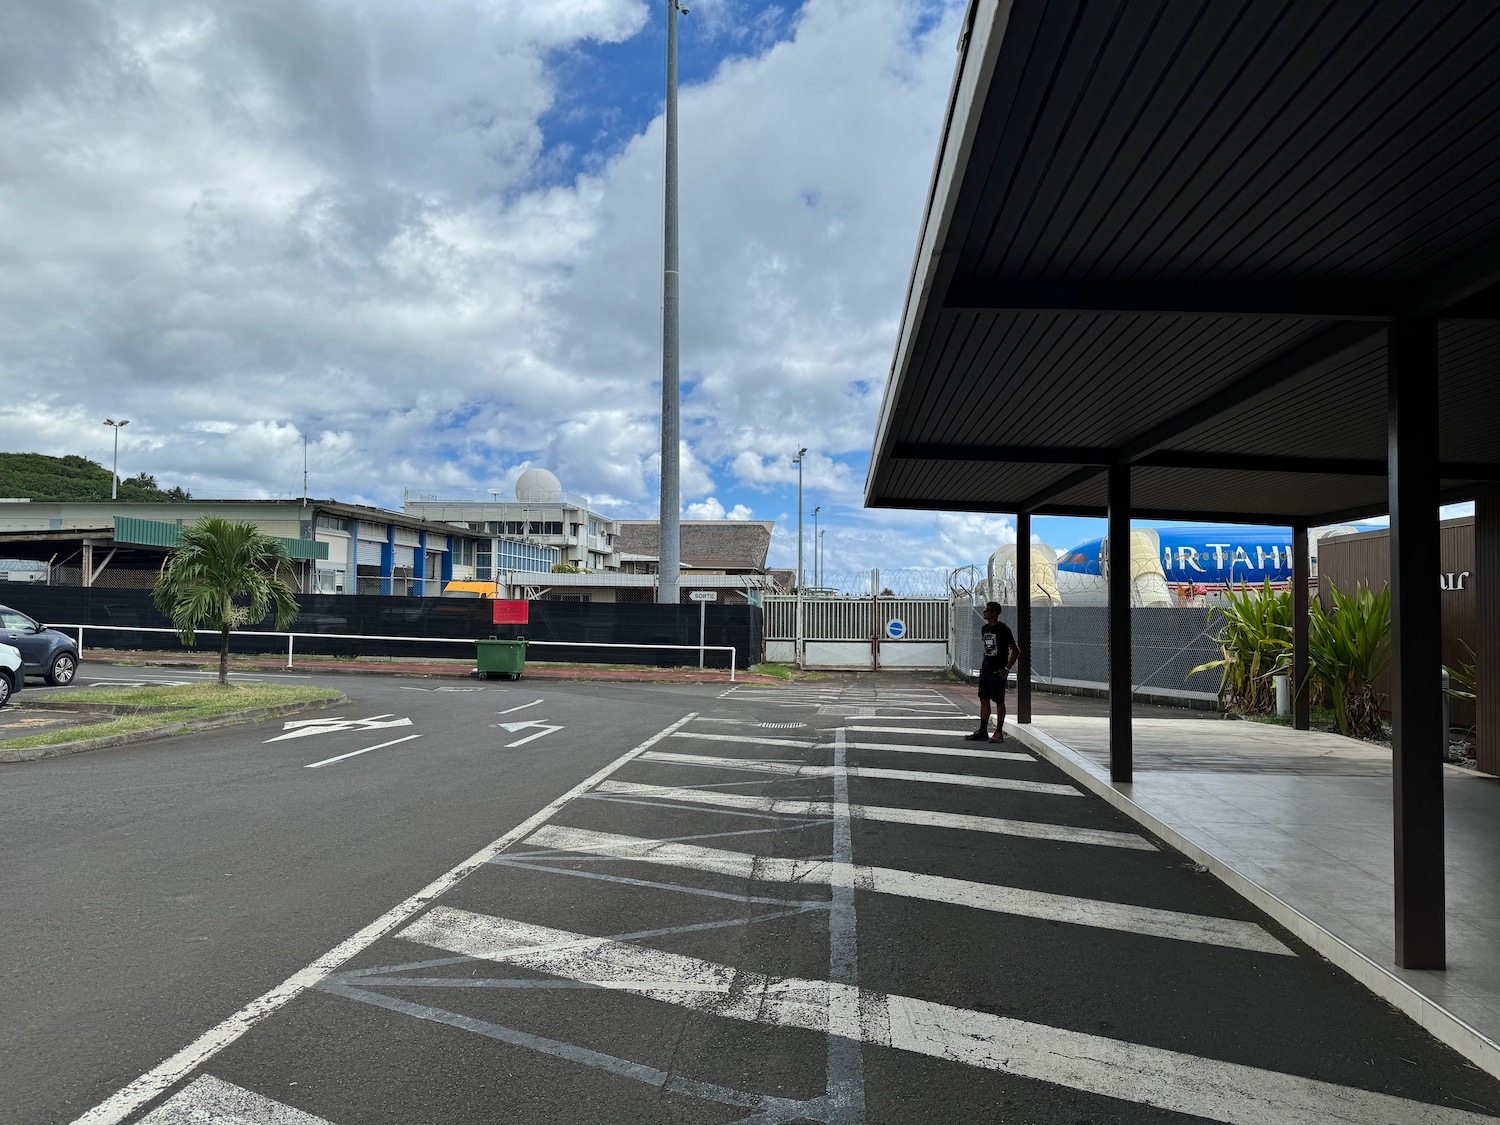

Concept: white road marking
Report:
left=497, top=719, right=563, bottom=747
left=843, top=741, right=1032, bottom=762
left=138, top=1074, right=336, bottom=1124
left=590, top=782, right=1155, bottom=850
left=497, top=699, right=545, bottom=715
left=846, top=732, right=984, bottom=741
left=398, top=908, right=1489, bottom=1125
left=671, top=730, right=816, bottom=748
left=305, top=734, right=422, bottom=769
left=265, top=715, right=413, bottom=742
left=68, top=714, right=701, bottom=1125
left=522, top=826, right=1289, bottom=955
left=638, top=751, right=1082, bottom=795
left=826, top=726, right=865, bottom=1120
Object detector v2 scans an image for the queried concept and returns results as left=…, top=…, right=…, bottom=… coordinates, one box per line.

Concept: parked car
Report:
left=0, top=605, right=80, bottom=685
left=0, top=642, right=22, bottom=705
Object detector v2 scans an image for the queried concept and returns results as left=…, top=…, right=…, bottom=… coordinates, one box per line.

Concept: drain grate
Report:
left=755, top=721, right=808, bottom=729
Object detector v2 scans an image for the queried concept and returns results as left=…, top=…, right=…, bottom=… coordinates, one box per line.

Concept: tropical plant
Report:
left=1305, top=581, right=1392, bottom=739
left=1445, top=640, right=1477, bottom=705
left=1190, top=579, right=1292, bottom=713
left=551, top=562, right=582, bottom=573
left=152, top=517, right=300, bottom=685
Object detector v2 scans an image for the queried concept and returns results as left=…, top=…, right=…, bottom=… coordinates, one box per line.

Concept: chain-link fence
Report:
left=951, top=603, right=1222, bottom=695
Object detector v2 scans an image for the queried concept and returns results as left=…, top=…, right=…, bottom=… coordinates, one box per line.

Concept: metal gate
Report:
left=763, top=595, right=949, bottom=669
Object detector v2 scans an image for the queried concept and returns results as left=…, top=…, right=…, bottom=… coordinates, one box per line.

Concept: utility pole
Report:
left=812, top=505, right=820, bottom=590
left=658, top=0, right=688, bottom=605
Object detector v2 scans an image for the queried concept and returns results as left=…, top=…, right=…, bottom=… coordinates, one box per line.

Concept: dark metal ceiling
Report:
left=867, top=0, right=1500, bottom=523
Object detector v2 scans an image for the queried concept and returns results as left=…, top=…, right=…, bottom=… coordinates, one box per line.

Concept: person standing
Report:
left=966, top=601, right=1020, bottom=743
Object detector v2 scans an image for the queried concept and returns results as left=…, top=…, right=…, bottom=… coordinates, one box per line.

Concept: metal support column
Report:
left=1016, top=511, right=1032, bottom=724
left=1389, top=315, right=1445, bottom=970
left=1477, top=490, right=1500, bottom=777
left=1107, top=464, right=1132, bottom=783
left=1292, top=523, right=1310, bottom=731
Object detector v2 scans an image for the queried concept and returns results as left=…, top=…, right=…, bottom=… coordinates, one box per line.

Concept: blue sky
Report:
left=0, top=0, right=1414, bottom=585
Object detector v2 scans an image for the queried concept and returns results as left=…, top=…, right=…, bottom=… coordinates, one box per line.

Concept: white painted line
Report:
left=844, top=741, right=1032, bottom=762
left=498, top=699, right=544, bottom=715
left=68, top=713, right=702, bottom=1125
left=638, top=751, right=1081, bottom=796
left=139, top=1074, right=336, bottom=1124
left=399, top=909, right=1489, bottom=1125
left=523, top=826, right=1290, bottom=955
left=590, top=782, right=1155, bottom=851
left=852, top=732, right=990, bottom=741
left=826, top=726, right=866, bottom=1114
left=305, top=734, right=422, bottom=768
left=671, top=730, right=816, bottom=748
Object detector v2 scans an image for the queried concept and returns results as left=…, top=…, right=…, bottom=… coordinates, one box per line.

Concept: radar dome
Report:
left=515, top=468, right=563, bottom=503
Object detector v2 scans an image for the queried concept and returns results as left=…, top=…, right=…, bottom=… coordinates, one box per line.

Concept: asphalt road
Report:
left=6, top=670, right=1500, bottom=1124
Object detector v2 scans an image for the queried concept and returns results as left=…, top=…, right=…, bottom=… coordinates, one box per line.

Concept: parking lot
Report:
left=5, top=670, right=1500, bottom=1124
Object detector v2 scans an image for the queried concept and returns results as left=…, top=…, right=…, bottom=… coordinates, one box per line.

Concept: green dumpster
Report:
left=476, top=636, right=527, bottom=680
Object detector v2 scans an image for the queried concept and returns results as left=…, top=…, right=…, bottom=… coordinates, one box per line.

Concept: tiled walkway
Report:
left=1008, top=711, right=1500, bottom=1076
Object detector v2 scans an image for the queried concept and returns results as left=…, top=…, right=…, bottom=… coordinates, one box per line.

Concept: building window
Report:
left=315, top=514, right=350, bottom=532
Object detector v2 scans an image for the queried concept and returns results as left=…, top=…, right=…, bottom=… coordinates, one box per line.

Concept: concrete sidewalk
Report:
left=1005, top=711, right=1500, bottom=1078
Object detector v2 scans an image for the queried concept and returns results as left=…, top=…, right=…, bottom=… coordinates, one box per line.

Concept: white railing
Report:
left=53, top=624, right=738, bottom=682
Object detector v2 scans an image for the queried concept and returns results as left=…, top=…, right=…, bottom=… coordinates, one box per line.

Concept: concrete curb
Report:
left=0, top=695, right=348, bottom=764
left=1004, top=719, right=1500, bottom=1082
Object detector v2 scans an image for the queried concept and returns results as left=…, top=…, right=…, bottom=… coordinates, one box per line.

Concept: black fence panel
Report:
left=0, top=585, right=762, bottom=669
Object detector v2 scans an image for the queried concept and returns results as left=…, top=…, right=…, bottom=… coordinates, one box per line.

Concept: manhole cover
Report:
left=755, top=721, right=807, bottom=729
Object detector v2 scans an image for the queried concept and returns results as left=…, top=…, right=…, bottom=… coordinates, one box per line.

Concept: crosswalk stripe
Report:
left=845, top=725, right=978, bottom=734
left=671, top=731, right=817, bottom=748
left=522, top=826, right=1288, bottom=955
left=590, top=781, right=1156, bottom=850
left=843, top=741, right=1032, bottom=762
left=139, top=1075, right=336, bottom=1124
left=638, top=751, right=1081, bottom=795
left=399, top=908, right=1488, bottom=1125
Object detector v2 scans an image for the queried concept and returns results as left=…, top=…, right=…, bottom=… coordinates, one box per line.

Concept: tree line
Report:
left=0, top=452, right=191, bottom=501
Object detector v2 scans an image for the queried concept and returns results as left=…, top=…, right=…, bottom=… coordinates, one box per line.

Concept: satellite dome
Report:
left=515, top=468, right=563, bottom=503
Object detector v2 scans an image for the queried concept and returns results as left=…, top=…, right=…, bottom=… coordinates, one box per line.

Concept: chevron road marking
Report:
left=588, top=781, right=1156, bottom=850
left=398, top=908, right=1491, bottom=1125
left=138, top=1075, right=337, bottom=1124
left=520, top=826, right=1288, bottom=955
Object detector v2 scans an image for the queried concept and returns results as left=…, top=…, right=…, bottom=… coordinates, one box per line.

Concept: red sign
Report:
left=493, top=599, right=529, bottom=625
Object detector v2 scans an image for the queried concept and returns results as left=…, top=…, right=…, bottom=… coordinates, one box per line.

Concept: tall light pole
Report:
left=793, top=448, right=807, bottom=590
left=103, top=418, right=129, bottom=500
left=819, top=528, right=826, bottom=589
left=658, top=0, right=688, bottom=605
left=811, top=505, right=820, bottom=591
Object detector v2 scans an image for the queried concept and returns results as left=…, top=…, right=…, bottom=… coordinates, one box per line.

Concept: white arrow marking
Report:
left=265, top=715, right=413, bottom=742
left=497, top=699, right=544, bottom=715
left=496, top=719, right=563, bottom=747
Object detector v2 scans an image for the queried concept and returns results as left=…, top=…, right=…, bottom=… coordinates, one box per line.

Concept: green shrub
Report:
left=1190, top=580, right=1291, bottom=714
left=1305, top=582, right=1391, bottom=739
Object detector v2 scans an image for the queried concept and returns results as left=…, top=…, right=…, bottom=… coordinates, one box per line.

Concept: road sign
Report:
left=689, top=591, right=717, bottom=602
left=885, top=619, right=906, bottom=640
left=493, top=599, right=529, bottom=625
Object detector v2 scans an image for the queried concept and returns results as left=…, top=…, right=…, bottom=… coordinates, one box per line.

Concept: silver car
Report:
left=0, top=642, right=21, bottom=706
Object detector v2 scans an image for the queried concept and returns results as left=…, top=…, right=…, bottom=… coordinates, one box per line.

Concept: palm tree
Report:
left=152, top=517, right=301, bottom=685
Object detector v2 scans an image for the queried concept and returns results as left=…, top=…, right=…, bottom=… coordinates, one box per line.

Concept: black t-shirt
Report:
left=981, top=621, right=1015, bottom=674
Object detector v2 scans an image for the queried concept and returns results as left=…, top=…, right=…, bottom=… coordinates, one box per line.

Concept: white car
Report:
left=0, top=642, right=21, bottom=707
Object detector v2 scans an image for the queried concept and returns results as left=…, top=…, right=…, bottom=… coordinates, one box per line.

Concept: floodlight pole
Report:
left=657, top=0, right=686, bottom=605
left=811, top=506, right=820, bottom=591
left=793, top=447, right=807, bottom=665
left=104, top=418, right=129, bottom=499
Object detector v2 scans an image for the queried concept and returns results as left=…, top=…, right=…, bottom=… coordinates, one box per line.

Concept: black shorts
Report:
left=977, top=669, right=1007, bottom=701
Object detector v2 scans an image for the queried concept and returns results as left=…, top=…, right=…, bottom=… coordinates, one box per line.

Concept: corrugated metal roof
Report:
left=112, top=517, right=328, bottom=560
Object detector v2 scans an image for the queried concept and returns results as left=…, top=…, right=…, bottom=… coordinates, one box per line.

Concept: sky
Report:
left=0, top=0, right=1433, bottom=588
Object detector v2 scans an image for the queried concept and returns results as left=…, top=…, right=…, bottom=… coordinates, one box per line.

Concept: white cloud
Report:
left=684, top=496, right=753, bottom=520
left=0, top=0, right=968, bottom=566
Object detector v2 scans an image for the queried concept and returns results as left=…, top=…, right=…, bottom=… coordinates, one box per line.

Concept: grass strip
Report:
left=2, top=684, right=341, bottom=750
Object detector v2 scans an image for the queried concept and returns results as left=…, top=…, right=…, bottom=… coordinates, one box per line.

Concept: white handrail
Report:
left=53, top=624, right=737, bottom=682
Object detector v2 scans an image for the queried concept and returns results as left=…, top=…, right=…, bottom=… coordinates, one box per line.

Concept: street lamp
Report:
left=819, top=528, right=826, bottom=590
left=792, top=448, right=807, bottom=591
left=103, top=419, right=129, bottom=500
left=811, top=505, right=820, bottom=591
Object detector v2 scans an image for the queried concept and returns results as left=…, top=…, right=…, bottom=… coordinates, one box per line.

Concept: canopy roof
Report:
left=868, top=0, right=1500, bottom=522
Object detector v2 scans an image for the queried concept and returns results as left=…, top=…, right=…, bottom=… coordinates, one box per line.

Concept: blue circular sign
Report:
left=886, top=619, right=906, bottom=639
